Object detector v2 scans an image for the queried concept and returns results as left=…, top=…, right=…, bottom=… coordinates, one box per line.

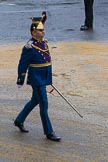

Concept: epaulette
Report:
left=24, top=40, right=33, bottom=49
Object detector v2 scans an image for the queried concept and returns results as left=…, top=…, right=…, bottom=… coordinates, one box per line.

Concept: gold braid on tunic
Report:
left=31, top=44, right=50, bottom=55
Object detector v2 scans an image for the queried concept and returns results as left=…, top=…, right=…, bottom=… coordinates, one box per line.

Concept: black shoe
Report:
left=14, top=121, right=29, bottom=133
left=46, top=132, right=61, bottom=142
left=80, top=25, right=93, bottom=31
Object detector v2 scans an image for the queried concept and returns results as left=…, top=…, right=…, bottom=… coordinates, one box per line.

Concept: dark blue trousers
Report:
left=84, top=0, right=94, bottom=27
left=15, top=86, right=53, bottom=135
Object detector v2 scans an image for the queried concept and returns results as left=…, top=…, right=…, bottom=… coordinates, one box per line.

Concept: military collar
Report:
left=32, top=37, right=43, bottom=42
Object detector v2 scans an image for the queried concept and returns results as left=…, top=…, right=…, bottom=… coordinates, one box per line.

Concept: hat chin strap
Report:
left=32, top=36, right=43, bottom=41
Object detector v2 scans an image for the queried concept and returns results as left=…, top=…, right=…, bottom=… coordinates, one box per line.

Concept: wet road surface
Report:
left=0, top=42, right=108, bottom=162
left=0, top=0, right=108, bottom=44
left=0, top=0, right=108, bottom=161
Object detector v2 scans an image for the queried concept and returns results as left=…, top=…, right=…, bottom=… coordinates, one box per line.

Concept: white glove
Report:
left=17, top=85, right=23, bottom=88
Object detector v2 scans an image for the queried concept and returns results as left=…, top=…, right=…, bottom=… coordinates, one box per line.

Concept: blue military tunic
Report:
left=17, top=37, right=52, bottom=86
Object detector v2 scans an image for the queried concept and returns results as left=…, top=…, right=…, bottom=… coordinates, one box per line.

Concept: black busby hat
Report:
left=30, top=11, right=47, bottom=32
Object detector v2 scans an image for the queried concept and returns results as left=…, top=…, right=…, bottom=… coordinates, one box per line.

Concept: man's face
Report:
left=32, top=29, right=45, bottom=40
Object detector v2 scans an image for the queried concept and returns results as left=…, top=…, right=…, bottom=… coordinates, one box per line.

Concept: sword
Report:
left=51, top=84, right=83, bottom=118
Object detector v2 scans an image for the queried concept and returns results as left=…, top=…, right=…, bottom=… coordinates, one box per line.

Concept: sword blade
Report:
left=52, top=84, right=83, bottom=118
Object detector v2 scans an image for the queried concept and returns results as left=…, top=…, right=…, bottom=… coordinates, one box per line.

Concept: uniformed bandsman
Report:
left=14, top=11, right=61, bottom=142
